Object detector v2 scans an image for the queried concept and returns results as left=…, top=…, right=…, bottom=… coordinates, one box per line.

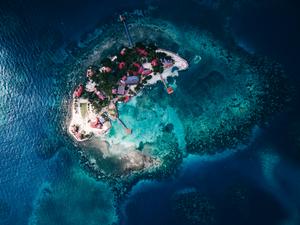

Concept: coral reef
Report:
left=80, top=131, right=183, bottom=202
left=59, top=13, right=289, bottom=198
left=173, top=39, right=289, bottom=154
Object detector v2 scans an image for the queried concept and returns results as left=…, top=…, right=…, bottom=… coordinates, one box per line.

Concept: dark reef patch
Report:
left=163, top=123, right=174, bottom=133
left=187, top=70, right=225, bottom=97
left=170, top=181, right=288, bottom=225
left=219, top=182, right=289, bottom=225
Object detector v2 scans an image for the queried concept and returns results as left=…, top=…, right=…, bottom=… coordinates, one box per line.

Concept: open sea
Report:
left=1, top=0, right=300, bottom=225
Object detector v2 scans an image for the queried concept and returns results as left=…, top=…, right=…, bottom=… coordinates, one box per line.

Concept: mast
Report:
left=119, top=15, right=134, bottom=47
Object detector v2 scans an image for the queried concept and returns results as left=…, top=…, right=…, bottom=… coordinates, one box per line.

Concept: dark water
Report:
left=1, top=0, right=300, bottom=225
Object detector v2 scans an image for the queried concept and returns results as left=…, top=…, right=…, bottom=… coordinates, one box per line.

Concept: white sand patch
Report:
left=144, top=49, right=189, bottom=86
left=68, top=98, right=111, bottom=142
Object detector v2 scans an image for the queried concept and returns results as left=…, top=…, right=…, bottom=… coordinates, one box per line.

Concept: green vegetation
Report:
left=79, top=42, right=173, bottom=112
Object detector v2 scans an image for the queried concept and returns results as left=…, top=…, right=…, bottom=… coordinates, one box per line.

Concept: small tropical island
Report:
left=64, top=14, right=288, bottom=183
left=68, top=42, right=188, bottom=142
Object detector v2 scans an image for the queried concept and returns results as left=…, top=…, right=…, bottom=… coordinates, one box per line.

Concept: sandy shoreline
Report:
left=144, top=49, right=189, bottom=85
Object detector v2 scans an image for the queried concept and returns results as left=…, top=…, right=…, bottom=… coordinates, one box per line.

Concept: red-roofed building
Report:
left=94, top=89, right=106, bottom=100
left=138, top=66, right=144, bottom=74
left=133, top=62, right=141, bottom=69
left=151, top=59, right=158, bottom=67
left=120, top=48, right=126, bottom=56
left=142, top=69, right=152, bottom=76
left=136, top=48, right=148, bottom=57
left=119, top=62, right=126, bottom=70
left=124, top=95, right=130, bottom=103
left=74, top=84, right=83, bottom=98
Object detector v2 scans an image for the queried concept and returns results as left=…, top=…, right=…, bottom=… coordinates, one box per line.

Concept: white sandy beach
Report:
left=68, top=98, right=111, bottom=142
left=144, top=49, right=189, bottom=85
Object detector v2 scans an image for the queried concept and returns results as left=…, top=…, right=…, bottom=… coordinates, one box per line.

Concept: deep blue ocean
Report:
left=1, top=1, right=300, bottom=225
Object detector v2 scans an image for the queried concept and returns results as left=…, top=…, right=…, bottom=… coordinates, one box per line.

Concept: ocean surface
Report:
left=1, top=0, right=300, bottom=225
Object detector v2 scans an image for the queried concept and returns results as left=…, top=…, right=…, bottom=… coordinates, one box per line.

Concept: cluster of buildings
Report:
left=69, top=45, right=188, bottom=141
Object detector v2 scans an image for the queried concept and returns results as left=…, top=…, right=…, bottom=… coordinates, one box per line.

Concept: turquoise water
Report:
left=1, top=1, right=300, bottom=225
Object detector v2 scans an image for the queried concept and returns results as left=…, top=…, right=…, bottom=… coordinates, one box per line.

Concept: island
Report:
left=68, top=42, right=189, bottom=142
left=63, top=15, right=288, bottom=183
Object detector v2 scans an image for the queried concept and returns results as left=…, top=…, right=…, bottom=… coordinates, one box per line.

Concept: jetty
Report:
left=119, top=15, right=133, bottom=47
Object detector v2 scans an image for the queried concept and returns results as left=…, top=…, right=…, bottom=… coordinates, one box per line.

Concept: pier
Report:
left=117, top=117, right=132, bottom=134
left=159, top=74, right=174, bottom=94
left=119, top=15, right=133, bottom=47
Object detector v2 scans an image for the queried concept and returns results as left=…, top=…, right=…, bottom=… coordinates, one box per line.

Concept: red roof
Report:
left=151, top=59, right=158, bottom=67
left=136, top=48, right=148, bottom=56
left=124, top=95, right=130, bottom=103
left=142, top=69, right=152, bottom=76
left=75, top=132, right=82, bottom=140
left=119, top=62, right=126, bottom=70
left=90, top=118, right=102, bottom=129
left=138, top=66, right=144, bottom=74
left=133, top=62, right=141, bottom=69
left=120, top=48, right=126, bottom=56
left=74, top=84, right=83, bottom=98
left=95, top=89, right=105, bottom=100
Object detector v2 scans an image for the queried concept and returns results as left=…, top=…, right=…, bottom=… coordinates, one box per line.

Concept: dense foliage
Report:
left=80, top=42, right=172, bottom=112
